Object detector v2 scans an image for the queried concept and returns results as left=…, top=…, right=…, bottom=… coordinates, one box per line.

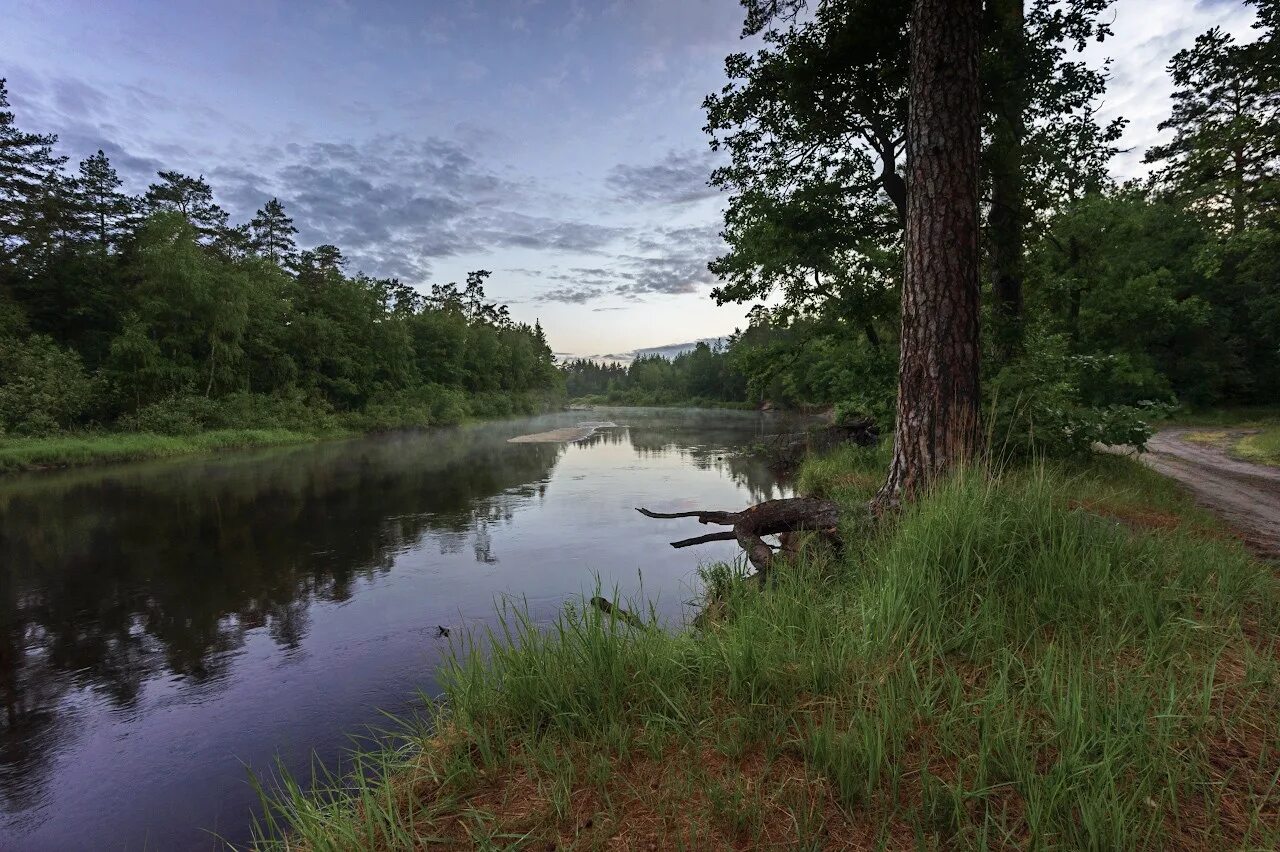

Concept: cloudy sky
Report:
left=0, top=0, right=1260, bottom=357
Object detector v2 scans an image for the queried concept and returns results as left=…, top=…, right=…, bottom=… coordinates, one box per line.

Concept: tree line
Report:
left=560, top=343, right=749, bottom=406
left=703, top=0, right=1278, bottom=457
left=0, top=79, right=560, bottom=438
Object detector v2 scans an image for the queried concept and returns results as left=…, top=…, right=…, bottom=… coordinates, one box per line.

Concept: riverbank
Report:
left=0, top=390, right=568, bottom=474
left=0, top=428, right=343, bottom=473
left=255, top=446, right=1280, bottom=849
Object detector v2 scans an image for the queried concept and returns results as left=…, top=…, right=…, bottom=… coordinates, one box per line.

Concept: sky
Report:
left=0, top=0, right=1262, bottom=358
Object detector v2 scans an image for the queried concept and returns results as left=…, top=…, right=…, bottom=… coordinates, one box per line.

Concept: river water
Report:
left=0, top=408, right=794, bottom=850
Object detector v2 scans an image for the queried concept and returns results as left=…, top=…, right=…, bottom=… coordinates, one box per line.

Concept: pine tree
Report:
left=311, top=244, right=344, bottom=272
left=0, top=78, right=67, bottom=262
left=873, top=0, right=983, bottom=510
left=249, top=197, right=298, bottom=267
left=143, top=170, right=229, bottom=243
left=76, top=150, right=134, bottom=254
left=1145, top=21, right=1279, bottom=231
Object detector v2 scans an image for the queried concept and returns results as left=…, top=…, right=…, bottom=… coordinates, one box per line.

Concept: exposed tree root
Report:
left=637, top=497, right=842, bottom=582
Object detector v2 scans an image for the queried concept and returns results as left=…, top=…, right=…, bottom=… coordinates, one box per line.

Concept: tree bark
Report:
left=872, top=0, right=984, bottom=512
left=988, top=0, right=1027, bottom=362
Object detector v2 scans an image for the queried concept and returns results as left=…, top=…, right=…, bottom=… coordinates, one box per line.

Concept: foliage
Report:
left=703, top=0, right=1120, bottom=322
left=1144, top=13, right=1279, bottom=231
left=698, top=0, right=1276, bottom=441
left=0, top=79, right=562, bottom=440
left=987, top=331, right=1169, bottom=456
left=0, top=333, right=94, bottom=435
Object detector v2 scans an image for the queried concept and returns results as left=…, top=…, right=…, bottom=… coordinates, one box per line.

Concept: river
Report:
left=0, top=408, right=795, bottom=850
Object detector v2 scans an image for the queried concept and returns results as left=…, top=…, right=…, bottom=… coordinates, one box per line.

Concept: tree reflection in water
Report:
left=0, top=408, right=796, bottom=825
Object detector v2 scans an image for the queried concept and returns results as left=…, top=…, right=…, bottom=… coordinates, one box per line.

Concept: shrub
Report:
left=0, top=335, right=95, bottom=435
left=116, top=395, right=216, bottom=435
left=988, top=332, right=1170, bottom=457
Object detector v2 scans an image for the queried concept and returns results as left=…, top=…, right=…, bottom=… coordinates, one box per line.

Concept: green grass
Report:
left=0, top=428, right=343, bottom=473
left=252, top=447, right=1280, bottom=850
left=1166, top=423, right=1280, bottom=468
left=1235, top=426, right=1280, bottom=467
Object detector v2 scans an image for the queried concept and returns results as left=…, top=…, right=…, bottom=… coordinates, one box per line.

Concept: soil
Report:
left=1132, top=429, right=1280, bottom=559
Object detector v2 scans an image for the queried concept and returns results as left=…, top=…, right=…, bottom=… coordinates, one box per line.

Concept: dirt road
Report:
left=1128, top=430, right=1280, bottom=559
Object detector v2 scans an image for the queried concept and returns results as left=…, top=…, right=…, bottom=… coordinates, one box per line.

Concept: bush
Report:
left=0, top=335, right=95, bottom=435
left=205, top=391, right=339, bottom=432
left=116, top=391, right=341, bottom=435
left=116, top=395, right=216, bottom=435
left=988, top=333, right=1169, bottom=457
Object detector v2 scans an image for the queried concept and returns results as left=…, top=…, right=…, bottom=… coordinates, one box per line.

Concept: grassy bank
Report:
left=0, top=389, right=568, bottom=474
left=255, top=447, right=1280, bottom=850
left=0, top=428, right=342, bottom=473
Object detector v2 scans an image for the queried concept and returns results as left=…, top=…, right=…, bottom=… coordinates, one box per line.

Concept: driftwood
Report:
left=637, top=497, right=841, bottom=583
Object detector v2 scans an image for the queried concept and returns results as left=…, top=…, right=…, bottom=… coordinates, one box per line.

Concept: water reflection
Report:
left=0, top=408, right=793, bottom=847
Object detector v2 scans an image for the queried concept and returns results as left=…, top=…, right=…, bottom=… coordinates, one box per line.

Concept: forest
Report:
left=4, top=0, right=1275, bottom=454
left=682, top=0, right=1277, bottom=455
left=0, top=84, right=561, bottom=442
left=561, top=345, right=749, bottom=406
left=583, top=0, right=1276, bottom=449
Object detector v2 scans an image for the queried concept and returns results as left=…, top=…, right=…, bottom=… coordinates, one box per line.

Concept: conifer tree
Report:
left=873, top=0, right=983, bottom=510
left=143, top=170, right=229, bottom=243
left=249, top=197, right=298, bottom=267
left=0, top=79, right=67, bottom=262
left=76, top=150, right=134, bottom=254
left=1145, top=14, right=1278, bottom=230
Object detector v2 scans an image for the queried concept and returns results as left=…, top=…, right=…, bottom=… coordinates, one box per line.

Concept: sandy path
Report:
left=1130, top=429, right=1280, bottom=558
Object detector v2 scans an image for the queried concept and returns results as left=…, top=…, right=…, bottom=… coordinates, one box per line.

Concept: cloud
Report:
left=1083, top=0, right=1258, bottom=179
left=533, top=221, right=726, bottom=304
left=606, top=149, right=722, bottom=204
left=540, top=284, right=607, bottom=304
left=614, top=253, right=716, bottom=297
left=470, top=212, right=628, bottom=253
left=238, top=137, right=628, bottom=281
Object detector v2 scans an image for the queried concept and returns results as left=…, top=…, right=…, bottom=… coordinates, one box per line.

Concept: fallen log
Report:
left=636, top=497, right=841, bottom=582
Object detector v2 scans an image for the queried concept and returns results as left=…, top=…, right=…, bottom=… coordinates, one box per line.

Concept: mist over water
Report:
left=0, top=408, right=795, bottom=850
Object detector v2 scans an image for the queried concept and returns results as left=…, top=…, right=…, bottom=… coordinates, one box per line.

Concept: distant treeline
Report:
left=0, top=80, right=560, bottom=437
left=560, top=343, right=750, bottom=406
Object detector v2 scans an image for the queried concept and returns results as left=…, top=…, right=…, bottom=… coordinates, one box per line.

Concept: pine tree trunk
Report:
left=872, top=0, right=983, bottom=512
left=988, top=0, right=1026, bottom=362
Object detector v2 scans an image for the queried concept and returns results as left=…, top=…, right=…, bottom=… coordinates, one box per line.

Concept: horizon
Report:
left=1, top=0, right=1260, bottom=357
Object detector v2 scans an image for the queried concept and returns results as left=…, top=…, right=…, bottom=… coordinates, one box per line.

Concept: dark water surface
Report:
left=0, top=408, right=794, bottom=850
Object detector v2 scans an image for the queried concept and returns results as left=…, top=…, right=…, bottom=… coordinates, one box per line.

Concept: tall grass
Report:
left=254, top=449, right=1280, bottom=849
